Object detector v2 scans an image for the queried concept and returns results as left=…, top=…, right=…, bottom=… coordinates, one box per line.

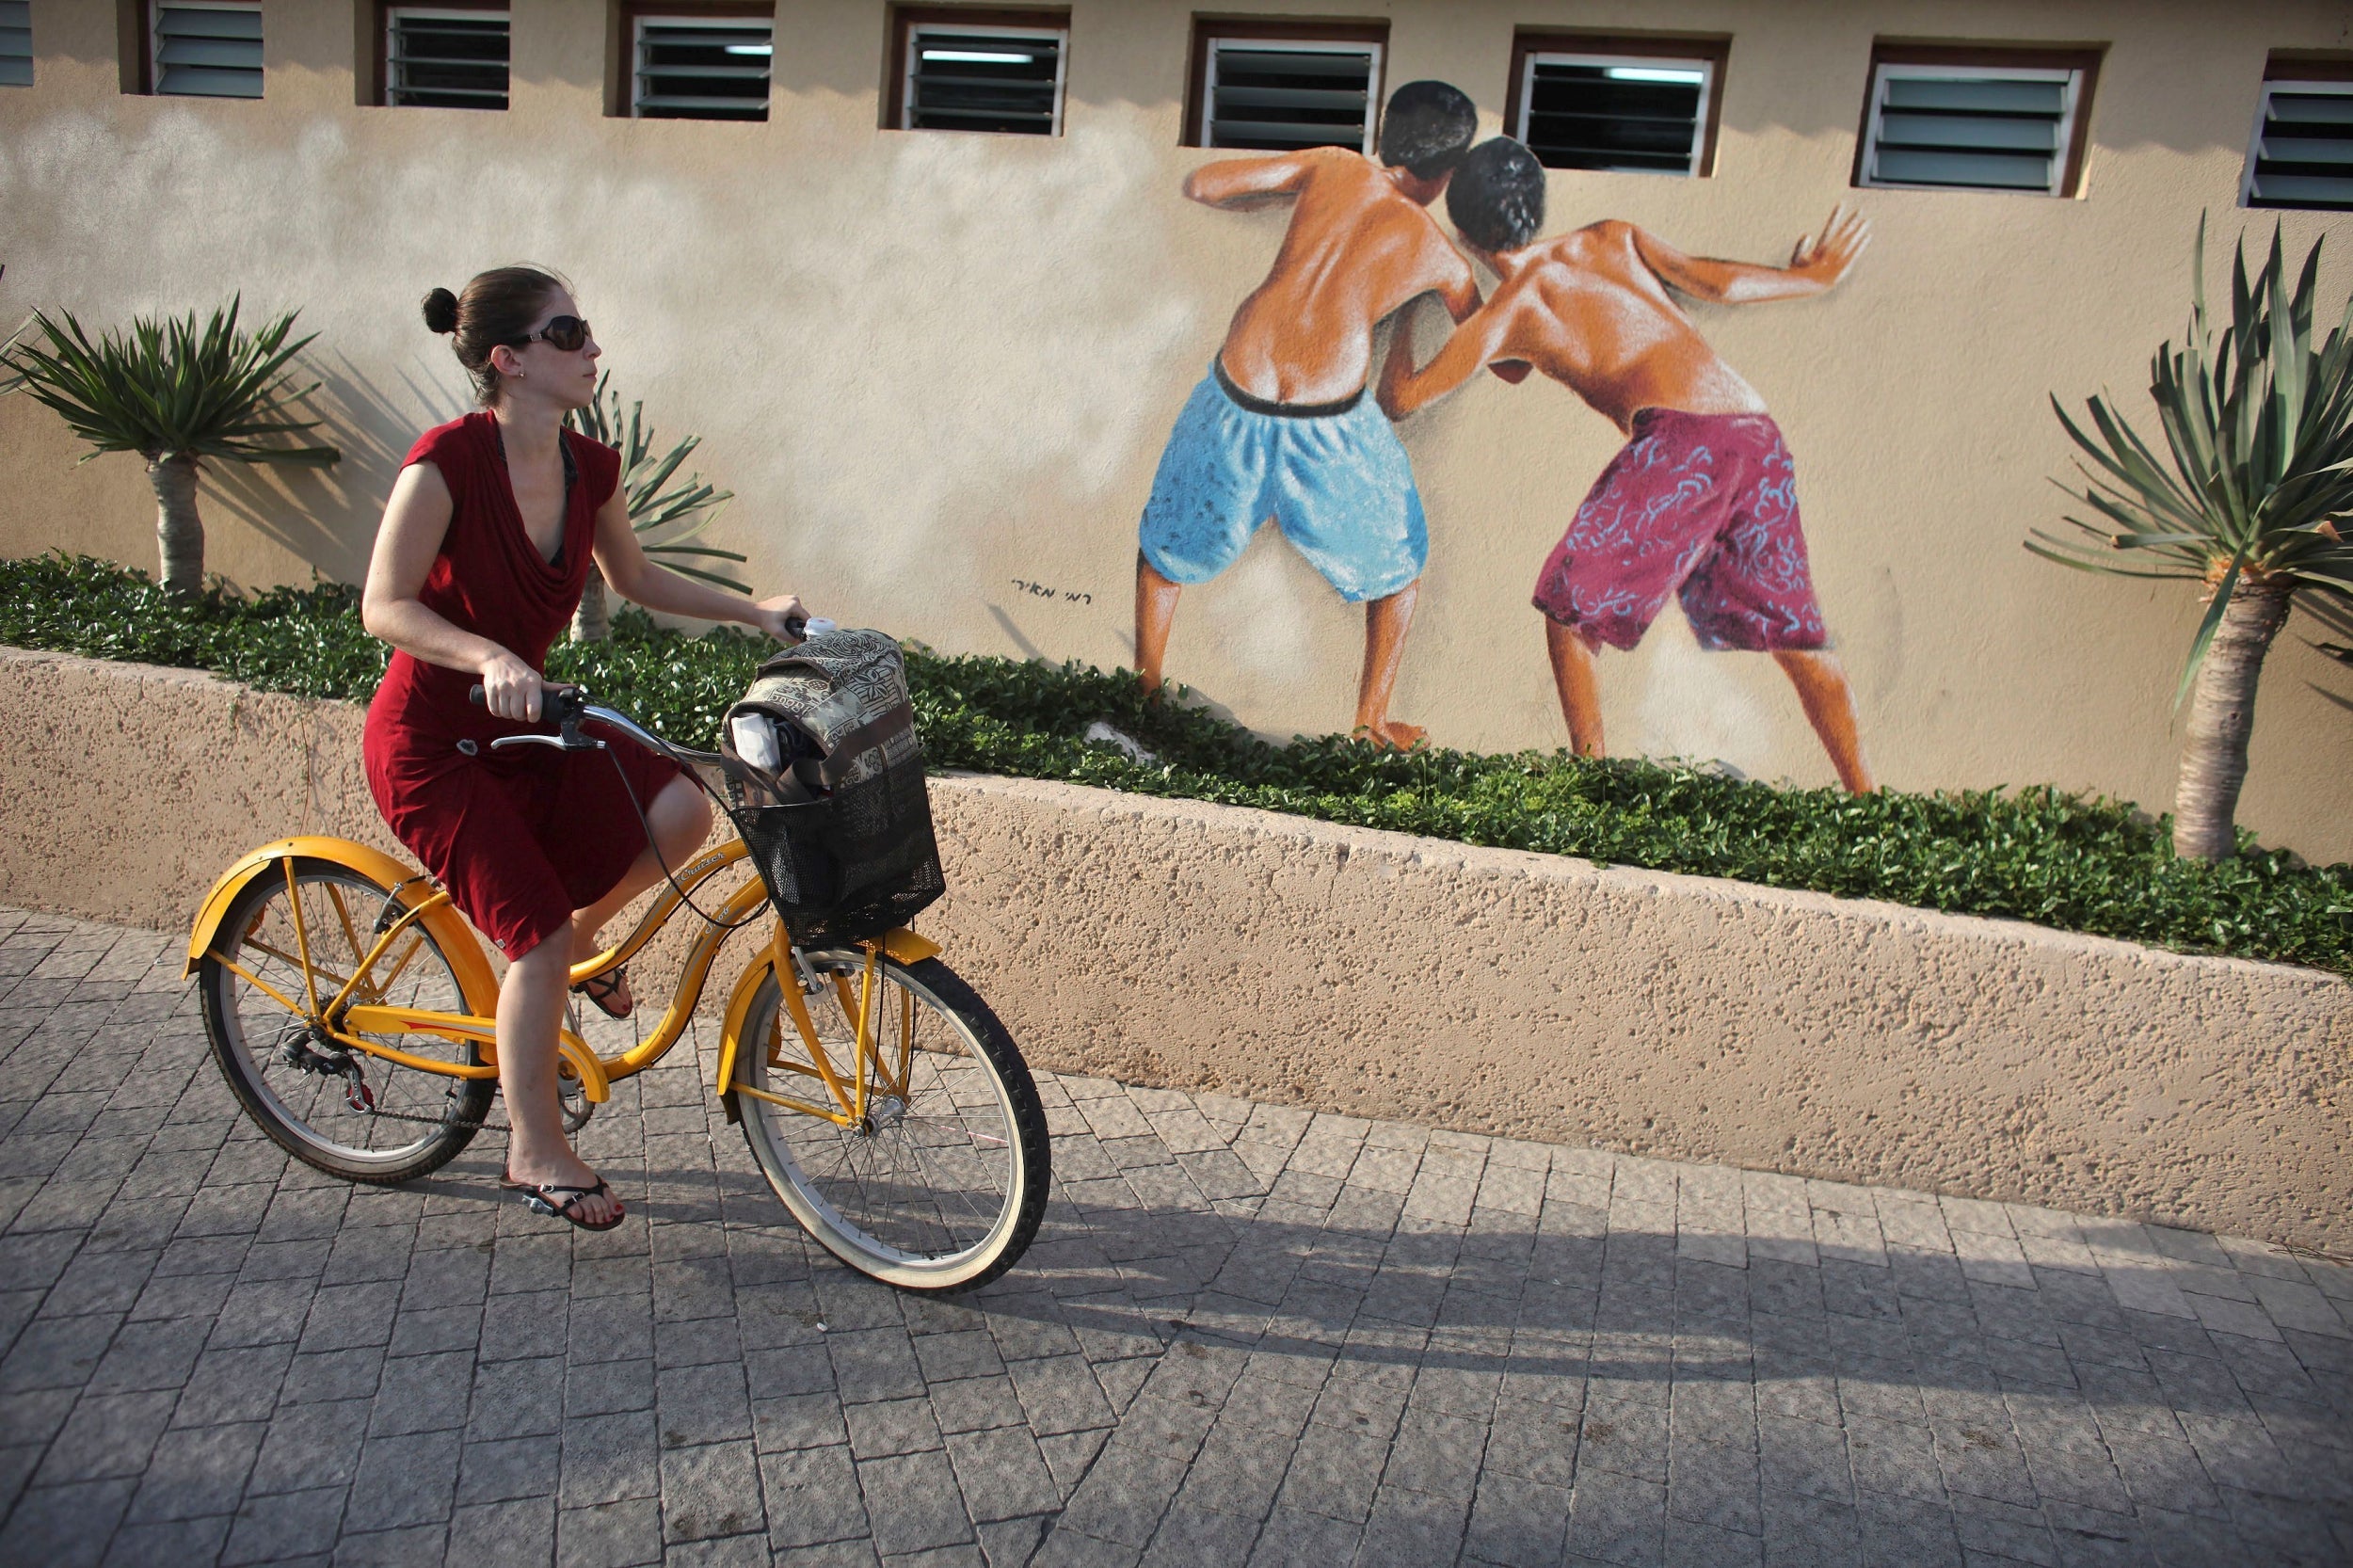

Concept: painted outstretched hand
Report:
left=1787, top=205, right=1871, bottom=288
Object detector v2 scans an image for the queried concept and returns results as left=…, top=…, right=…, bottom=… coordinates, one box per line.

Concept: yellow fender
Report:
left=712, top=926, right=941, bottom=1122
left=184, top=837, right=502, bottom=1016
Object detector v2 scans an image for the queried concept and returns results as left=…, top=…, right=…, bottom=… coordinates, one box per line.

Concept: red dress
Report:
left=363, top=412, right=682, bottom=960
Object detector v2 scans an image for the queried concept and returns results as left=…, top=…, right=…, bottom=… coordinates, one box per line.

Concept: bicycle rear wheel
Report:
left=734, top=952, right=1048, bottom=1292
left=199, top=858, right=493, bottom=1184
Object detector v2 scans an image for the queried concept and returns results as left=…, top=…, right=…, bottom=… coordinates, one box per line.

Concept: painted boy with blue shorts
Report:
left=1136, top=81, right=1489, bottom=749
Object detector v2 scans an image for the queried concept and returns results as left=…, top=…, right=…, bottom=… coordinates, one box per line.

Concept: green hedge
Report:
left=5, top=552, right=2346, bottom=976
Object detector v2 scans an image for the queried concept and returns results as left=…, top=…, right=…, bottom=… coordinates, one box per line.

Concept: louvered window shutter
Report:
left=152, top=3, right=264, bottom=99
left=1861, top=65, right=2082, bottom=194
left=0, top=2, right=30, bottom=88
left=1202, top=40, right=1380, bottom=155
left=633, top=15, right=773, bottom=121
left=1516, top=52, right=1715, bottom=175
left=388, top=8, right=509, bottom=111
left=2243, top=81, right=2353, bottom=211
left=904, top=25, right=1065, bottom=136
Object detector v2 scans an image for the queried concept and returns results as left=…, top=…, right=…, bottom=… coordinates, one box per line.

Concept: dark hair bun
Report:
left=421, top=287, right=460, bottom=335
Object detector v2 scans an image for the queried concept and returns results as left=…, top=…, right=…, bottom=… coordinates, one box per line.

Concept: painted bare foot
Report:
left=1353, top=721, right=1428, bottom=751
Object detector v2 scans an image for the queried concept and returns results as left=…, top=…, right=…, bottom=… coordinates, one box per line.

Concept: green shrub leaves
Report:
left=5, top=552, right=2345, bottom=976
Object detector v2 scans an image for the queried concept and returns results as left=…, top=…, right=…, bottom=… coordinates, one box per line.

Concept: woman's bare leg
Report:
left=568, top=774, right=714, bottom=982
left=1771, top=648, right=1875, bottom=793
left=498, top=935, right=620, bottom=1224
left=1545, top=617, right=1606, bottom=756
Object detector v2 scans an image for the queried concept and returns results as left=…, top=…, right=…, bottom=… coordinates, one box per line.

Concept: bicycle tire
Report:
left=199, top=857, right=494, bottom=1184
left=734, top=952, right=1048, bottom=1293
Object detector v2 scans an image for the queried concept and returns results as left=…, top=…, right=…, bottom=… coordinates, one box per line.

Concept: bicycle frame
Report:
left=192, top=836, right=939, bottom=1131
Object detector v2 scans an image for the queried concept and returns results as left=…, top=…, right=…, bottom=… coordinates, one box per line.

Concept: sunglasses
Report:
left=507, top=315, right=593, bottom=352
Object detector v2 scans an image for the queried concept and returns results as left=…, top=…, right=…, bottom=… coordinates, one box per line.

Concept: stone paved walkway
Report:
left=0, top=907, right=2347, bottom=1568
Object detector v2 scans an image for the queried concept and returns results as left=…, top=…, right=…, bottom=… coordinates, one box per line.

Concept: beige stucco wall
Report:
left=4, top=647, right=2346, bottom=1253
left=3, top=0, right=2351, bottom=860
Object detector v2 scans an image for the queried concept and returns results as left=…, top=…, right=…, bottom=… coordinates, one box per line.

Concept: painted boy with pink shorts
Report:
left=1379, top=137, right=1876, bottom=792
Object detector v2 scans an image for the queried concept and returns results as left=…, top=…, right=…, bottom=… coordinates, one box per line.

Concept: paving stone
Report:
left=0, top=1475, right=137, bottom=1568
left=340, top=1430, right=461, bottom=1532
left=123, top=1419, right=263, bottom=1523
left=658, top=1438, right=761, bottom=1542
left=220, top=1482, right=346, bottom=1565
left=557, top=1495, right=662, bottom=1567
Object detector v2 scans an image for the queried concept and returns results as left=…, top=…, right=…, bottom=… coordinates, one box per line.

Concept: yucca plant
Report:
left=2030, top=218, right=2353, bottom=860
left=562, top=371, right=749, bottom=641
left=0, top=298, right=340, bottom=594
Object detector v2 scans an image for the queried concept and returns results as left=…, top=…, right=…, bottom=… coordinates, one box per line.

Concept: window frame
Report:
left=1182, top=17, right=1388, bottom=153
left=2241, top=53, right=2353, bottom=212
left=621, top=1, right=776, bottom=123
left=140, top=0, right=264, bottom=100
left=0, top=0, right=32, bottom=90
left=886, top=5, right=1070, bottom=137
left=374, top=0, right=509, bottom=111
left=1851, top=40, right=2104, bottom=199
left=1501, top=29, right=1730, bottom=179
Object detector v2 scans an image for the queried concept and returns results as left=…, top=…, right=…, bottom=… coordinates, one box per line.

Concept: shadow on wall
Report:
left=200, top=351, right=467, bottom=587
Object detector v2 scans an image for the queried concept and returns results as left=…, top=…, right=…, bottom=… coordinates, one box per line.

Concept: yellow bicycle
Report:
left=182, top=687, right=1048, bottom=1293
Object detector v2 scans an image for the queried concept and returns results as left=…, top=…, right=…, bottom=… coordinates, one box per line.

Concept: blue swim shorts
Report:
left=1136, top=361, right=1428, bottom=603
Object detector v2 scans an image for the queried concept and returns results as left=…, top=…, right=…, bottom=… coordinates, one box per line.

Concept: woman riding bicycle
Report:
left=360, top=265, right=806, bottom=1231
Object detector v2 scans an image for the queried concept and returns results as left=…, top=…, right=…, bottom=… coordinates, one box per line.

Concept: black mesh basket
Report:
left=719, top=629, right=946, bottom=949
left=728, top=756, right=945, bottom=949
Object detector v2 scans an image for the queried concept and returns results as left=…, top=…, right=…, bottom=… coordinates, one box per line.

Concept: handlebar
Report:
left=466, top=680, right=735, bottom=777
left=462, top=616, right=834, bottom=775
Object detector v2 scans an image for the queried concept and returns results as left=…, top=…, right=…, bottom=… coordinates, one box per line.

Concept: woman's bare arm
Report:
left=361, top=462, right=551, bottom=720
left=590, top=488, right=805, bottom=639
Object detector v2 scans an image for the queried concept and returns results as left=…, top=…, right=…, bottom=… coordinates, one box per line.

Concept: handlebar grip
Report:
left=468, top=684, right=486, bottom=707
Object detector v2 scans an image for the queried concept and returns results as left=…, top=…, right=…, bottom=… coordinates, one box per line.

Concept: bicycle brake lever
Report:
left=488, top=733, right=609, bottom=753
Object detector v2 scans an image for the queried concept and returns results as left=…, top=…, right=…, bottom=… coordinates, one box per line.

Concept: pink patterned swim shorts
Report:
left=1531, top=408, right=1829, bottom=653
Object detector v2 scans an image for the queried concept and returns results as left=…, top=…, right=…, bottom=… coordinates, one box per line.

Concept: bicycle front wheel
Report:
left=199, top=858, right=494, bottom=1184
left=734, top=952, right=1048, bottom=1293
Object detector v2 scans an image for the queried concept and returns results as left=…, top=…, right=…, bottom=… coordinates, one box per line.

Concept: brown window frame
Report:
left=1501, top=28, right=1731, bottom=179
left=120, top=0, right=150, bottom=93
left=608, top=0, right=775, bottom=120
left=1851, top=40, right=2105, bottom=198
left=364, top=0, right=508, bottom=109
left=1182, top=16, right=1389, bottom=152
left=2265, top=51, right=2353, bottom=84
left=885, top=5, right=1070, bottom=135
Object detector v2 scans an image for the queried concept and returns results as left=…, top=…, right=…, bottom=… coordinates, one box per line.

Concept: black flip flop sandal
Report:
left=502, top=1170, right=625, bottom=1232
left=572, top=968, right=632, bottom=1020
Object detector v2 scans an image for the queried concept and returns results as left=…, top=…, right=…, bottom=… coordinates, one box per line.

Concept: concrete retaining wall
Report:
left=4, top=647, right=2346, bottom=1252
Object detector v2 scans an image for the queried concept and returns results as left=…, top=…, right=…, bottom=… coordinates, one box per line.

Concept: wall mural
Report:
left=1137, top=82, right=1876, bottom=791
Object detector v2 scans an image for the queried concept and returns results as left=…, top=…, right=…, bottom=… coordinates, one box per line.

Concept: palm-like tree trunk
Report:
left=571, top=566, right=612, bottom=643
left=148, top=453, right=203, bottom=594
left=2173, top=578, right=2294, bottom=860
